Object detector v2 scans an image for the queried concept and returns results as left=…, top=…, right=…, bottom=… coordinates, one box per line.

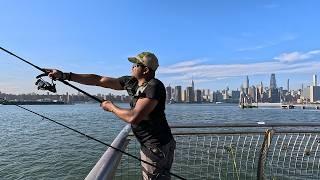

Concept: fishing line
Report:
left=0, top=47, right=185, bottom=180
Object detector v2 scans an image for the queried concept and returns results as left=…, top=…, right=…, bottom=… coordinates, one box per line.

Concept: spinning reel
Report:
left=35, top=73, right=57, bottom=93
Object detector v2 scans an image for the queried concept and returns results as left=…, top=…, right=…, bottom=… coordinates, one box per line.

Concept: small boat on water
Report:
left=281, top=104, right=295, bottom=109
left=239, top=103, right=258, bottom=109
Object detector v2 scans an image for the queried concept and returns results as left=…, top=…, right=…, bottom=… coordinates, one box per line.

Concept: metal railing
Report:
left=85, top=124, right=131, bottom=180
left=87, top=123, right=320, bottom=180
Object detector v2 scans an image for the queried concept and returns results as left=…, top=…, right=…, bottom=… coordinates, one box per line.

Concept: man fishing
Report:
left=46, top=52, right=176, bottom=180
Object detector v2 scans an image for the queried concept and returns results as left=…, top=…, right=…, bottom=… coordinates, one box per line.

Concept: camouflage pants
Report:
left=140, top=139, right=176, bottom=180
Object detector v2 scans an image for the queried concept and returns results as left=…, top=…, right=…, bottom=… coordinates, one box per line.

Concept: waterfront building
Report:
left=209, top=90, right=216, bottom=102
left=166, top=86, right=172, bottom=103
left=248, top=86, right=256, bottom=102
left=269, top=73, right=280, bottom=103
left=311, top=74, right=320, bottom=103
left=231, top=90, right=240, bottom=103
left=313, top=74, right=318, bottom=86
left=206, top=89, right=210, bottom=96
left=181, top=89, right=186, bottom=102
left=256, top=82, right=264, bottom=102
left=243, top=76, right=249, bottom=94
left=195, top=89, right=202, bottom=103
left=192, top=79, right=195, bottom=92
left=279, top=87, right=285, bottom=103
left=174, top=86, right=182, bottom=103
left=171, top=88, right=175, bottom=100
left=302, top=86, right=310, bottom=102
left=222, top=87, right=229, bottom=100
left=269, top=88, right=280, bottom=103
left=191, top=80, right=195, bottom=102
left=186, top=86, right=194, bottom=103
left=202, top=89, right=211, bottom=102
left=270, top=73, right=277, bottom=89
left=310, top=86, right=320, bottom=102
left=256, top=88, right=260, bottom=103
left=213, top=91, right=223, bottom=103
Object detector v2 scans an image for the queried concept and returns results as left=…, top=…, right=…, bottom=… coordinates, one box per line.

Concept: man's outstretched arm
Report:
left=101, top=98, right=158, bottom=124
left=46, top=69, right=123, bottom=90
left=68, top=73, right=123, bottom=90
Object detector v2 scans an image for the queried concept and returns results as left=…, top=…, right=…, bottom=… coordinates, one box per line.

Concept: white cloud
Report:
left=168, top=59, right=207, bottom=68
left=158, top=52, right=320, bottom=83
left=274, top=50, right=320, bottom=62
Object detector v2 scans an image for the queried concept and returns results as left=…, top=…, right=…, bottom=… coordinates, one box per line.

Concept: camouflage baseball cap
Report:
left=128, top=52, right=159, bottom=71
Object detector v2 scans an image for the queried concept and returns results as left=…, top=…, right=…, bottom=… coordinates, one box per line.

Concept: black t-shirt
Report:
left=118, top=76, right=173, bottom=147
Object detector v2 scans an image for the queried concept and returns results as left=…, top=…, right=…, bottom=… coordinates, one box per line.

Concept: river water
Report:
left=0, top=103, right=319, bottom=179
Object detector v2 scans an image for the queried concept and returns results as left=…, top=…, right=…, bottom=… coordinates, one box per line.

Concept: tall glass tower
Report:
left=270, top=73, right=277, bottom=89
left=244, top=75, right=249, bottom=89
left=174, top=86, right=182, bottom=103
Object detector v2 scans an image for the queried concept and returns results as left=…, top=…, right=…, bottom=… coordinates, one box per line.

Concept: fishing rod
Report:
left=0, top=47, right=186, bottom=180
left=0, top=47, right=102, bottom=103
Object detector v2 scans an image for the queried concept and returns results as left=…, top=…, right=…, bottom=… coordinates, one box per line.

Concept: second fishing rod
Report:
left=0, top=46, right=186, bottom=180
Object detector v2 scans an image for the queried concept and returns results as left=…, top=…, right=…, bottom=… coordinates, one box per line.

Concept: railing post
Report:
left=85, top=124, right=131, bottom=180
left=257, top=129, right=275, bottom=180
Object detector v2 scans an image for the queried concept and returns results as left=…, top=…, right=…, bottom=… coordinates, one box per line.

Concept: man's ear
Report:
left=143, top=67, right=150, bottom=75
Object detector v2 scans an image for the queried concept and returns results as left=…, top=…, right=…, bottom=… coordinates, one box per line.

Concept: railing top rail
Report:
left=169, top=122, right=320, bottom=128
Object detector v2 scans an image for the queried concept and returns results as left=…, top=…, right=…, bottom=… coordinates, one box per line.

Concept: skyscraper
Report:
left=174, top=86, right=182, bottom=103
left=243, top=76, right=249, bottom=94
left=257, top=81, right=264, bottom=102
left=248, top=86, right=256, bottom=102
left=186, top=86, right=193, bottom=103
left=269, top=88, right=280, bottom=103
left=270, top=73, right=277, bottom=89
left=182, top=89, right=186, bottom=102
left=192, top=78, right=195, bottom=92
left=231, top=90, right=240, bottom=103
left=269, top=73, right=279, bottom=103
left=287, top=79, right=290, bottom=91
left=313, top=74, right=318, bottom=86
left=166, top=86, right=172, bottom=103
left=243, top=76, right=249, bottom=88
left=311, top=74, right=320, bottom=102
left=310, top=86, right=320, bottom=102
left=190, top=79, right=195, bottom=102
left=195, top=89, right=202, bottom=103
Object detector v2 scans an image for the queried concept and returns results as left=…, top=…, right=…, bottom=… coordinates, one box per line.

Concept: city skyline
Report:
left=165, top=73, right=319, bottom=104
left=166, top=73, right=319, bottom=92
left=2, top=73, right=319, bottom=104
left=1, top=1, right=320, bottom=94
left=1, top=72, right=319, bottom=96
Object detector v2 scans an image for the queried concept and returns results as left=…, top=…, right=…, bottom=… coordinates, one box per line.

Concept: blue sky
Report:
left=0, top=0, right=319, bottom=95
